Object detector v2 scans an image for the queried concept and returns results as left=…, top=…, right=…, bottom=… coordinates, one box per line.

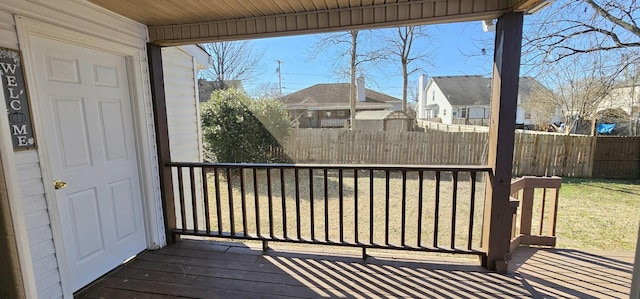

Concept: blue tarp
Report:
left=597, top=123, right=616, bottom=134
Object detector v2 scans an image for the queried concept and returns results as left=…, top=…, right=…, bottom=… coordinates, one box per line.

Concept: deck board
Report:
left=75, top=239, right=634, bottom=298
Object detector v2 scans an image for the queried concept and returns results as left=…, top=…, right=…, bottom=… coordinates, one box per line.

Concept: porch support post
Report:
left=482, top=12, right=524, bottom=271
left=147, top=43, right=177, bottom=244
left=631, top=223, right=640, bottom=298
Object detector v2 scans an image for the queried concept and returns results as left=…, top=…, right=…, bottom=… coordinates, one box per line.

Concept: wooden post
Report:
left=631, top=223, right=640, bottom=298
left=481, top=12, right=524, bottom=272
left=519, top=188, right=534, bottom=236
left=147, top=43, right=177, bottom=245
left=548, top=187, right=559, bottom=236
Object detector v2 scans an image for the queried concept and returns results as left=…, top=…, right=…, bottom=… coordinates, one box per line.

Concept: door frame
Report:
left=15, top=16, right=164, bottom=297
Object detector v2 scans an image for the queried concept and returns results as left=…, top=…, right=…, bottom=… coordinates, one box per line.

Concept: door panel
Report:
left=97, top=99, right=128, bottom=162
left=67, top=188, right=104, bottom=260
left=30, top=36, right=146, bottom=291
left=51, top=96, right=92, bottom=169
left=109, top=179, right=137, bottom=240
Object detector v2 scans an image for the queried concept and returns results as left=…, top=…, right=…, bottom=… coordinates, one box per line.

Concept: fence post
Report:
left=588, top=136, right=597, bottom=177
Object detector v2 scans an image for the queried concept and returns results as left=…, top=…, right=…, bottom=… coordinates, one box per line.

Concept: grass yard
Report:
left=554, top=178, right=640, bottom=251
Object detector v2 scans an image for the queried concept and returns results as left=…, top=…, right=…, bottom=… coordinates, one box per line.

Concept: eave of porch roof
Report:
left=88, top=0, right=545, bottom=46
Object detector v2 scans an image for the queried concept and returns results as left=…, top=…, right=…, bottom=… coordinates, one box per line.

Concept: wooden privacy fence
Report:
left=592, top=137, right=640, bottom=179
left=279, top=129, right=488, bottom=165
left=512, top=132, right=595, bottom=177
left=275, top=129, right=597, bottom=177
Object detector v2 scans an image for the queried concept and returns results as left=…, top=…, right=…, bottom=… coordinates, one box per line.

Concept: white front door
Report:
left=30, top=36, right=147, bottom=291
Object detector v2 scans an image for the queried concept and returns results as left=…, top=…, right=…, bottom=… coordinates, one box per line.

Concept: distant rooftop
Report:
left=280, top=83, right=400, bottom=110
left=429, top=75, right=550, bottom=106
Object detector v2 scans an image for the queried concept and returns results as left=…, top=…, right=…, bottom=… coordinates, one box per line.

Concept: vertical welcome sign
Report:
left=0, top=47, right=36, bottom=150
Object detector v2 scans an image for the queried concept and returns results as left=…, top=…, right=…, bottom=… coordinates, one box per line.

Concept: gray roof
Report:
left=280, top=83, right=399, bottom=110
left=432, top=76, right=492, bottom=106
left=517, top=76, right=553, bottom=103
left=431, top=76, right=549, bottom=106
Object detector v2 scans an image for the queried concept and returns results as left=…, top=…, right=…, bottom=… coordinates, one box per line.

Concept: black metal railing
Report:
left=167, top=162, right=491, bottom=256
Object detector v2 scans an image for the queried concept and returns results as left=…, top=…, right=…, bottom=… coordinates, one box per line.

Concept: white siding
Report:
left=15, top=150, right=62, bottom=299
left=1, top=1, right=156, bottom=298
left=0, top=10, right=17, bottom=48
left=163, top=47, right=202, bottom=162
left=1, top=8, right=61, bottom=296
left=424, top=82, right=454, bottom=124
left=162, top=47, right=205, bottom=231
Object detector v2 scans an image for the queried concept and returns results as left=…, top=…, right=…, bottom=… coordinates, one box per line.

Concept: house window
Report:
left=432, top=91, right=435, bottom=101
left=443, top=109, right=447, bottom=116
left=306, top=111, right=314, bottom=118
left=460, top=108, right=467, bottom=118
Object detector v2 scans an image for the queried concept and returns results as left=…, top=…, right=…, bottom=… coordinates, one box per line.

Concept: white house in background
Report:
left=417, top=75, right=491, bottom=125
left=416, top=75, right=558, bottom=126
left=599, top=79, right=640, bottom=118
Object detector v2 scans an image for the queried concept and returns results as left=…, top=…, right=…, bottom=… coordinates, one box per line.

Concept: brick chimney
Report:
left=418, top=75, right=425, bottom=118
left=357, top=76, right=366, bottom=102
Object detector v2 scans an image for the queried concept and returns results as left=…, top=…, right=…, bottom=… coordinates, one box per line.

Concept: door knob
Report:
left=53, top=180, right=67, bottom=190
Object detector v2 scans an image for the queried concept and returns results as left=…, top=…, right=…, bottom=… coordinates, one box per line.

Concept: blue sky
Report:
left=244, top=21, right=496, bottom=100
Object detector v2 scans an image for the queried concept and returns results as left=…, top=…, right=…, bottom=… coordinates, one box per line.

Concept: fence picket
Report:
left=271, top=129, right=602, bottom=177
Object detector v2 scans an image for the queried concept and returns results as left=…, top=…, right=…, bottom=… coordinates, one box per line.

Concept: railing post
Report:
left=481, top=12, right=524, bottom=272
left=148, top=43, right=176, bottom=245
left=548, top=187, right=560, bottom=237
left=519, top=187, right=534, bottom=236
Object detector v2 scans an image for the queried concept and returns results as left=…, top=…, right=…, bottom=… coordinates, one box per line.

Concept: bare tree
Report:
left=309, top=30, right=385, bottom=128
left=383, top=26, right=433, bottom=112
left=527, top=55, right=618, bottom=133
left=199, top=41, right=265, bottom=89
left=252, top=83, right=282, bottom=100
left=520, top=84, right=562, bottom=130
left=525, top=0, right=639, bottom=63
left=521, top=0, right=640, bottom=85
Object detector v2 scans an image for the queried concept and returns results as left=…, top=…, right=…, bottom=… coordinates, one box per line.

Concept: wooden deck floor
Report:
left=75, top=239, right=635, bottom=298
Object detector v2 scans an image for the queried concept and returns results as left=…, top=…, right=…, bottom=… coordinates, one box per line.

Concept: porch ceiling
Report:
left=88, top=0, right=541, bottom=46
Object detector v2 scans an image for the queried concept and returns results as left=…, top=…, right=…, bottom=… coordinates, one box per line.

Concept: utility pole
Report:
left=276, top=59, right=282, bottom=95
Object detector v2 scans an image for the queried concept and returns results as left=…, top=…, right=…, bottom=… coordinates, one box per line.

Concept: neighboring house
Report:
left=417, top=75, right=558, bottom=126
left=197, top=79, right=244, bottom=102
left=599, top=79, right=640, bottom=118
left=515, top=77, right=562, bottom=127
left=280, top=77, right=401, bottom=128
left=419, top=75, right=491, bottom=125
